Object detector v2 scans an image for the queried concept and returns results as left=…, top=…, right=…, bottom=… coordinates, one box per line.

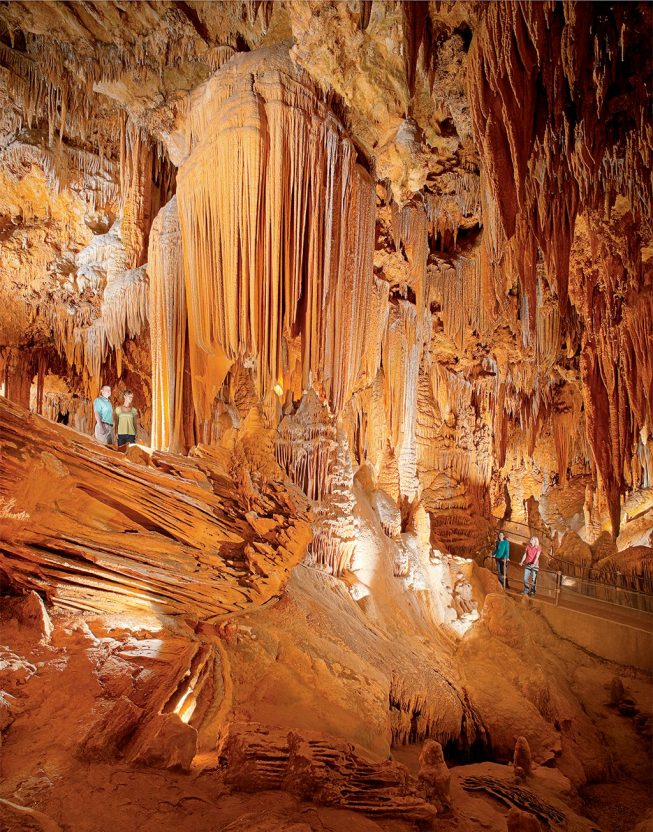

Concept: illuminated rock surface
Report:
left=0, top=2, right=651, bottom=830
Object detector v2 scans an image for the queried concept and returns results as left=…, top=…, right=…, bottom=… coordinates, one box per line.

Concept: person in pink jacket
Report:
left=520, top=536, right=541, bottom=595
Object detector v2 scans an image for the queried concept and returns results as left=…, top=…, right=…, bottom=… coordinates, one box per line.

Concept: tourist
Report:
left=493, top=531, right=510, bottom=588
left=115, top=389, right=138, bottom=449
left=93, top=384, right=114, bottom=445
left=520, top=536, right=541, bottom=595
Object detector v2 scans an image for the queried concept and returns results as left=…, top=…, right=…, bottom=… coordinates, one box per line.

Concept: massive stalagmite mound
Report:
left=0, top=2, right=651, bottom=831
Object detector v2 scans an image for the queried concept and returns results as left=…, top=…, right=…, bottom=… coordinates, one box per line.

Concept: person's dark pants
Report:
left=497, top=558, right=509, bottom=588
left=117, top=434, right=136, bottom=448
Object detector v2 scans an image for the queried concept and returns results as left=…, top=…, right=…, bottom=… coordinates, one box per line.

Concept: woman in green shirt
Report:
left=493, top=531, right=510, bottom=589
left=115, top=389, right=138, bottom=449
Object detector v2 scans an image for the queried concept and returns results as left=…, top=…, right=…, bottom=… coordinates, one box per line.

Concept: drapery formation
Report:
left=149, top=196, right=187, bottom=453
left=176, top=46, right=376, bottom=416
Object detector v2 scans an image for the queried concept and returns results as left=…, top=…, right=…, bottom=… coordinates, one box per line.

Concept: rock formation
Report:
left=0, top=396, right=311, bottom=617
left=513, top=736, right=533, bottom=780
left=0, top=2, right=651, bottom=831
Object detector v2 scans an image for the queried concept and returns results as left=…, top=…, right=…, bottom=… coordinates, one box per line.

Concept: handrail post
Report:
left=555, top=571, right=562, bottom=606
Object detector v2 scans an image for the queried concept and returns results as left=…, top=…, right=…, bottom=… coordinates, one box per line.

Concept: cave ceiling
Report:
left=0, top=0, right=651, bottom=551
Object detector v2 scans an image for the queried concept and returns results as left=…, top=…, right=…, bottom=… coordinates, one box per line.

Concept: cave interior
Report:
left=0, top=2, right=652, bottom=832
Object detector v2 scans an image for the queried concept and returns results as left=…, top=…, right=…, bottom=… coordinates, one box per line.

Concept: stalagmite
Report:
left=513, top=736, right=532, bottom=779
left=418, top=740, right=452, bottom=812
left=308, top=431, right=358, bottom=575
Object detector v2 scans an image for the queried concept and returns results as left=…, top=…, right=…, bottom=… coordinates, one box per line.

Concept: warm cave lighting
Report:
left=134, top=442, right=154, bottom=457
left=349, top=582, right=370, bottom=601
left=0, top=2, right=651, bottom=830
left=174, top=685, right=198, bottom=725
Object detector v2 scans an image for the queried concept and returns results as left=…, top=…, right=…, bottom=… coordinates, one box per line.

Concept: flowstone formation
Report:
left=0, top=2, right=652, bottom=831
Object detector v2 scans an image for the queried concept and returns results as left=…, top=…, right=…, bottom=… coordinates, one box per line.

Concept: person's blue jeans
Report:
left=496, top=558, right=509, bottom=588
left=523, top=566, right=538, bottom=594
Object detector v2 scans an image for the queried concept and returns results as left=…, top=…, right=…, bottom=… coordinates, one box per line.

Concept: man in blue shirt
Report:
left=493, top=531, right=510, bottom=589
left=93, top=385, right=114, bottom=445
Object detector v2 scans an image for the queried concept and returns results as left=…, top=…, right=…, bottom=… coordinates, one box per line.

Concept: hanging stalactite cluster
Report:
left=0, top=0, right=650, bottom=560
left=467, top=0, right=653, bottom=536
left=177, top=46, right=376, bottom=414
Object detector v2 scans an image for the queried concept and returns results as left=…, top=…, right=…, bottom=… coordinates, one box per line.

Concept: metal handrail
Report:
left=483, top=554, right=653, bottom=615
left=496, top=520, right=653, bottom=597
left=484, top=555, right=560, bottom=604
left=548, top=556, right=653, bottom=594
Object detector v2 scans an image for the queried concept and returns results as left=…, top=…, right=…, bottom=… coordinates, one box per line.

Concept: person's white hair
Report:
left=530, top=536, right=539, bottom=546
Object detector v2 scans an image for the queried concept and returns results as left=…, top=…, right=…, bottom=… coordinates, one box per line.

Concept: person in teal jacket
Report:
left=493, top=531, right=510, bottom=589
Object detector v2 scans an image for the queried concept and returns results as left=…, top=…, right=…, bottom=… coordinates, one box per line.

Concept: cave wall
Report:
left=0, top=0, right=651, bottom=560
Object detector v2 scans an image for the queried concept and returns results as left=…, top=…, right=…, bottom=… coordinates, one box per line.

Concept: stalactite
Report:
left=38, top=391, right=90, bottom=433
left=402, top=0, right=430, bottom=99
left=535, top=275, right=560, bottom=371
left=276, top=390, right=337, bottom=504
left=205, top=44, right=237, bottom=72
left=551, top=386, right=581, bottom=487
left=383, top=301, right=417, bottom=450
left=424, top=172, right=481, bottom=253
left=177, top=47, right=375, bottom=414
left=307, top=431, right=358, bottom=576
left=362, top=278, right=391, bottom=387
left=389, top=671, right=466, bottom=749
left=393, top=201, right=428, bottom=325
left=30, top=212, right=152, bottom=397
left=569, top=214, right=651, bottom=538
left=428, top=250, right=482, bottom=349
left=0, top=139, right=119, bottom=214
left=0, top=2, right=243, bottom=156
left=468, top=1, right=652, bottom=533
left=148, top=197, right=188, bottom=452
left=45, top=264, right=149, bottom=393
left=382, top=301, right=421, bottom=499
left=429, top=364, right=472, bottom=423
left=345, top=370, right=390, bottom=479
left=35, top=352, right=46, bottom=415
left=101, top=266, right=149, bottom=352
left=621, top=292, right=653, bottom=439
left=120, top=118, right=171, bottom=270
